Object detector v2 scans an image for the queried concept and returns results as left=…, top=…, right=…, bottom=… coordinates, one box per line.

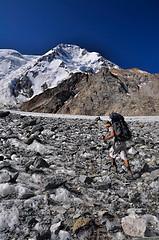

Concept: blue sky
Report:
left=0, top=0, right=159, bottom=73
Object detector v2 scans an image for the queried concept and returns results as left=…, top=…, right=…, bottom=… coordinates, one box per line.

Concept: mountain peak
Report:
left=42, top=43, right=119, bottom=71
left=0, top=44, right=119, bottom=108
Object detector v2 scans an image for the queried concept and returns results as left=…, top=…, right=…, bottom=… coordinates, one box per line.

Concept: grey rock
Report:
left=45, top=177, right=67, bottom=190
left=58, top=230, right=71, bottom=240
left=84, top=176, right=94, bottom=184
left=0, top=161, right=11, bottom=170
left=140, top=163, right=150, bottom=173
left=50, top=221, right=62, bottom=234
left=0, top=169, right=19, bottom=183
left=23, top=119, right=37, bottom=128
left=0, top=155, right=4, bottom=161
left=122, top=213, right=147, bottom=237
left=94, top=182, right=111, bottom=190
left=142, top=168, right=159, bottom=182
left=0, top=111, right=10, bottom=118
left=31, top=124, right=44, bottom=134
left=34, top=157, right=50, bottom=168
left=36, top=229, right=51, bottom=240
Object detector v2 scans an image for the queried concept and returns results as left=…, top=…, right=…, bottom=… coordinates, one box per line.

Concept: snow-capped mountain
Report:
left=0, top=49, right=38, bottom=79
left=0, top=49, right=39, bottom=108
left=0, top=44, right=119, bottom=108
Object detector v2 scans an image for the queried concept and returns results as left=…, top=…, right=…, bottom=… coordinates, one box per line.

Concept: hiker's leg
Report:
left=121, top=149, right=132, bottom=175
left=110, top=156, right=117, bottom=172
left=109, top=147, right=117, bottom=171
left=110, top=156, right=117, bottom=167
left=124, top=160, right=131, bottom=172
left=109, top=146, right=116, bottom=165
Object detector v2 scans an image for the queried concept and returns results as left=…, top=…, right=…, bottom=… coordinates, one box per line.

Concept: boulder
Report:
left=122, top=213, right=147, bottom=237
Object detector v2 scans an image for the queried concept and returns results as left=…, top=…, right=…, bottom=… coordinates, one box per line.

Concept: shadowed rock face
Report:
left=21, top=68, right=159, bottom=116
left=13, top=75, right=33, bottom=98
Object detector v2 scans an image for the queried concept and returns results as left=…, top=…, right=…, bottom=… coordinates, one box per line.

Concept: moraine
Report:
left=0, top=111, right=158, bottom=240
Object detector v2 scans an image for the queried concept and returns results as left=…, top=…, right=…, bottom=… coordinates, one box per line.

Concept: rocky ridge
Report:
left=22, top=67, right=159, bottom=116
left=0, top=111, right=158, bottom=240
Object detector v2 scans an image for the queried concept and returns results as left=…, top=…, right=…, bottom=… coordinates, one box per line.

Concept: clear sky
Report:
left=0, top=0, right=159, bottom=73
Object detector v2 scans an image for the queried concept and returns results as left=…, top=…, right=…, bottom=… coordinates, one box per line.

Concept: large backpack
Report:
left=109, top=112, right=131, bottom=141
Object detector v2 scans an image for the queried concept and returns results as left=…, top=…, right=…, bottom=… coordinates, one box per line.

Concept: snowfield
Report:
left=7, top=109, right=159, bottom=122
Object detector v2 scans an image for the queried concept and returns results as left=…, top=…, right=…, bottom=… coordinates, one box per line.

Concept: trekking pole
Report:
left=100, top=149, right=102, bottom=177
left=99, top=145, right=105, bottom=181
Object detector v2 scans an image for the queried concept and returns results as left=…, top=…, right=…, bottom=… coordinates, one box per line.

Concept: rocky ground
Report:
left=0, top=111, right=158, bottom=240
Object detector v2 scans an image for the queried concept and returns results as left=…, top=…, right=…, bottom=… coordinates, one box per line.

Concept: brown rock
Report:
left=73, top=217, right=92, bottom=233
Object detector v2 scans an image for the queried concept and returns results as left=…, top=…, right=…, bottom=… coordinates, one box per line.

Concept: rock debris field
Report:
left=0, top=111, right=158, bottom=240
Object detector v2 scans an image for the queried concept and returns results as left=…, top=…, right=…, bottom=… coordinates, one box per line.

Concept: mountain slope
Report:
left=1, top=44, right=159, bottom=116
left=0, top=49, right=39, bottom=108
left=0, top=49, right=36, bottom=79
left=21, top=68, right=159, bottom=116
left=0, top=44, right=119, bottom=108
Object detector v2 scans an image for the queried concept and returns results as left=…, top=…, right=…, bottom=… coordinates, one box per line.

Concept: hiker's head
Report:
left=105, top=121, right=111, bottom=129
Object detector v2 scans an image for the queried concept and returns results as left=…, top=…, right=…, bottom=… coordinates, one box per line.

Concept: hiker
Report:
left=101, top=120, right=132, bottom=177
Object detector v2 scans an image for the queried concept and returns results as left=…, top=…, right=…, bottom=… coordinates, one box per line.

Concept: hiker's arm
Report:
left=102, top=130, right=114, bottom=140
left=105, top=130, right=114, bottom=139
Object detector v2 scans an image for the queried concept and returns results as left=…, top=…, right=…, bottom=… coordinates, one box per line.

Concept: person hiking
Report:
left=101, top=120, right=132, bottom=177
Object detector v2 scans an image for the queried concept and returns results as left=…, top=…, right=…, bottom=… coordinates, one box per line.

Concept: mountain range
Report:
left=0, top=44, right=159, bottom=115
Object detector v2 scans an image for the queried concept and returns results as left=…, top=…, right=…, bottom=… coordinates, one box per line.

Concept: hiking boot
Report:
left=126, top=171, right=133, bottom=179
left=111, top=165, right=118, bottom=173
left=127, top=170, right=132, bottom=176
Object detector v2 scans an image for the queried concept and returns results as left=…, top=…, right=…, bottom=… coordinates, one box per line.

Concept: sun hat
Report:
left=105, top=121, right=111, bottom=127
